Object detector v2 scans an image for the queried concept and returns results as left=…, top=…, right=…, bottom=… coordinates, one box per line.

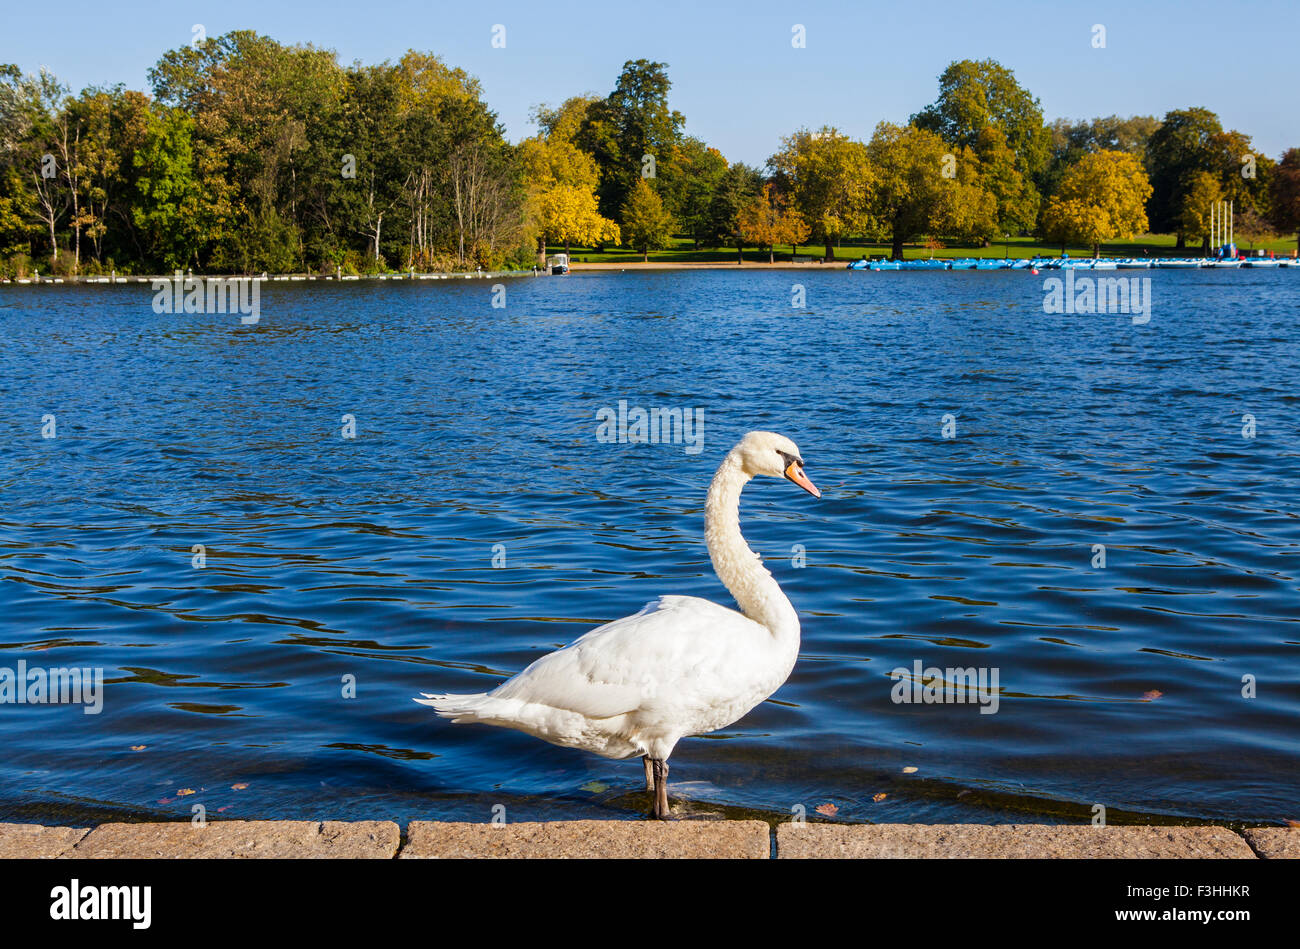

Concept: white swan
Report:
left=416, top=431, right=821, bottom=818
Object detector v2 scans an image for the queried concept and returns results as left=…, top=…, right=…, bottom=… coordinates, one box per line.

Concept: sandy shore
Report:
left=573, top=260, right=840, bottom=271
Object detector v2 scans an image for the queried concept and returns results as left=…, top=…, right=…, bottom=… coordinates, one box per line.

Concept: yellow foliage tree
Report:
left=519, top=135, right=618, bottom=260
left=1041, top=149, right=1151, bottom=256
left=536, top=184, right=620, bottom=257
left=1178, top=171, right=1223, bottom=251
left=736, top=184, right=811, bottom=263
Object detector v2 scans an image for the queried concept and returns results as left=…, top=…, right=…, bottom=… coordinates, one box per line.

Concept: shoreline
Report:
left=2, top=819, right=1293, bottom=858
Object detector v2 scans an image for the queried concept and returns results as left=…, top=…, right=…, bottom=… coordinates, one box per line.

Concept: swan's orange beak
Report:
left=784, top=462, right=821, bottom=498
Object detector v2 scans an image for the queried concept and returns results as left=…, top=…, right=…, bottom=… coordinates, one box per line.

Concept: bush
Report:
left=2, top=253, right=33, bottom=279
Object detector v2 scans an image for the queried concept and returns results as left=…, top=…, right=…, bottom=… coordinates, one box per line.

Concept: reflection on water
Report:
left=0, top=270, right=1297, bottom=826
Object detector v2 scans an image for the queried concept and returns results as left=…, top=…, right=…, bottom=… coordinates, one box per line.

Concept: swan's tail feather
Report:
left=414, top=691, right=492, bottom=722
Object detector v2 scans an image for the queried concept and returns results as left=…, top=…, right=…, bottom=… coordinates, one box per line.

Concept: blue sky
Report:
left=3, top=0, right=1296, bottom=164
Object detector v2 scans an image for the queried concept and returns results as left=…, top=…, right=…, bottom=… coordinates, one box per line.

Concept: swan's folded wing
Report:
left=488, top=596, right=757, bottom=720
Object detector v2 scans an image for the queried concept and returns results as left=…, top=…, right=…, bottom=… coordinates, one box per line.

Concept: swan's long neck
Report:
left=704, top=452, right=800, bottom=640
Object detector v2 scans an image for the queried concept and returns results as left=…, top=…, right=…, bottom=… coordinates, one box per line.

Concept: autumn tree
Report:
left=736, top=183, right=809, bottom=263
left=1040, top=150, right=1151, bottom=256
left=1178, top=171, right=1222, bottom=251
left=519, top=104, right=617, bottom=263
left=537, top=184, right=619, bottom=256
left=1041, top=114, right=1160, bottom=198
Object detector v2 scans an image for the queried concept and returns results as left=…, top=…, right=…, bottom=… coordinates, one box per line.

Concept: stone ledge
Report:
left=400, top=819, right=771, bottom=859
left=776, top=823, right=1256, bottom=858
left=0, top=823, right=89, bottom=858
left=68, top=821, right=400, bottom=859
left=1241, top=827, right=1299, bottom=859
left=3, top=820, right=1281, bottom=858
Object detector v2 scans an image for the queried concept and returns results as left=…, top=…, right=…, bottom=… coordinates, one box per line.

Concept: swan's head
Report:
left=733, top=431, right=820, bottom=498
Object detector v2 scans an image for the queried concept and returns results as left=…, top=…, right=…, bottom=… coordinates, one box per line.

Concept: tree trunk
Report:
left=737, top=241, right=743, bottom=264
left=891, top=230, right=904, bottom=261
left=536, top=235, right=546, bottom=268
left=1092, top=242, right=1100, bottom=257
left=823, top=239, right=833, bottom=262
left=769, top=246, right=774, bottom=264
left=1175, top=233, right=1186, bottom=251
left=642, top=244, right=648, bottom=262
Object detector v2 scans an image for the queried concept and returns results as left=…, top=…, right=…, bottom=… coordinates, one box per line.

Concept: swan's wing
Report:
left=488, top=595, right=762, bottom=720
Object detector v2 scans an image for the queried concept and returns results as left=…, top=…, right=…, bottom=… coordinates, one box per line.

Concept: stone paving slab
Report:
left=0, top=823, right=89, bottom=858
left=1241, top=827, right=1299, bottom=858
left=401, top=819, right=771, bottom=859
left=3, top=820, right=1281, bottom=858
left=69, top=821, right=399, bottom=858
left=777, top=823, right=1256, bottom=859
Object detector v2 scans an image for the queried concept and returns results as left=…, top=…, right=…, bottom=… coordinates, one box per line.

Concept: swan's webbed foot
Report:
left=648, top=758, right=672, bottom=820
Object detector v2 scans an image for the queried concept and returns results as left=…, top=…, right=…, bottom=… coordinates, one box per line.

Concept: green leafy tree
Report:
left=769, top=127, right=872, bottom=260
left=577, top=60, right=683, bottom=220
left=866, top=123, right=994, bottom=258
left=1144, top=107, right=1224, bottom=246
left=913, top=59, right=1051, bottom=180
left=620, top=178, right=673, bottom=260
left=706, top=162, right=763, bottom=257
left=131, top=108, right=207, bottom=269
left=658, top=136, right=727, bottom=249
left=1269, top=147, right=1300, bottom=251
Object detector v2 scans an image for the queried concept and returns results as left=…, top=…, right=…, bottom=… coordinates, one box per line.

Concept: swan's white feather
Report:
left=417, top=594, right=795, bottom=760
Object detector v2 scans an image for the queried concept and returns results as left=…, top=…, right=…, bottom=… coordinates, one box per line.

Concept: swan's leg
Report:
left=642, top=755, right=654, bottom=791
left=650, top=758, right=671, bottom=820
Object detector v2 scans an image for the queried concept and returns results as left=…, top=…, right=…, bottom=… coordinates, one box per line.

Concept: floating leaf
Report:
left=176, top=788, right=196, bottom=796
left=1142, top=690, right=1163, bottom=701
left=157, top=797, right=175, bottom=804
left=130, top=745, right=146, bottom=752
left=231, top=783, right=249, bottom=791
left=902, top=766, right=918, bottom=774
left=217, top=806, right=231, bottom=813
left=579, top=781, right=607, bottom=793
left=814, top=802, right=838, bottom=817
left=873, top=793, right=888, bottom=803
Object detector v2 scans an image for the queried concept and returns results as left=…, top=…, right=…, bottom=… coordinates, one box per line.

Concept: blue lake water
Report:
left=1, top=268, right=1297, bottom=827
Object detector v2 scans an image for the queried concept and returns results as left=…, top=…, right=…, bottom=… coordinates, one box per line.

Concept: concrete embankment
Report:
left=0, top=821, right=1293, bottom=858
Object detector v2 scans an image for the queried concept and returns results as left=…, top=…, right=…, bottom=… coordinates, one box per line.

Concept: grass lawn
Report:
left=554, top=233, right=1299, bottom=264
